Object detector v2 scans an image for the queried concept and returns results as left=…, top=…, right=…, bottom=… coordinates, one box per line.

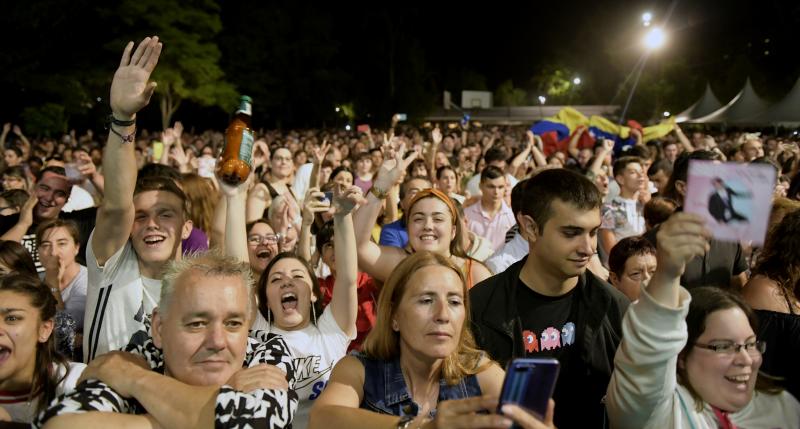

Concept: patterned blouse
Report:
left=35, top=322, right=298, bottom=429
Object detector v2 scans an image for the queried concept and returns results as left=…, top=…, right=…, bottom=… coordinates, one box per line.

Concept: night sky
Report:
left=1, top=0, right=799, bottom=131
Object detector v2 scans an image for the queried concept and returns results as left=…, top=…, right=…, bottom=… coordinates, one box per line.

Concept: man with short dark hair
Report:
left=464, top=166, right=514, bottom=252
left=648, top=158, right=673, bottom=195
left=465, top=146, right=519, bottom=197
left=599, top=156, right=646, bottom=257
left=470, top=168, right=629, bottom=428
left=0, top=166, right=98, bottom=271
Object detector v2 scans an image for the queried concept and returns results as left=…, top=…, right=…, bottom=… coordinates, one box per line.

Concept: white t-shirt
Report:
left=62, top=185, right=95, bottom=213
left=485, top=232, right=529, bottom=274
left=83, top=231, right=161, bottom=362
left=600, top=196, right=645, bottom=242
left=293, top=163, right=314, bottom=205
left=0, top=362, right=86, bottom=423
left=60, top=265, right=88, bottom=331
left=267, top=308, right=353, bottom=429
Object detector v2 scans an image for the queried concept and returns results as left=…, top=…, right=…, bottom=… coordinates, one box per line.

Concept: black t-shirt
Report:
left=0, top=207, right=97, bottom=271
left=516, top=279, right=589, bottom=429
left=516, top=279, right=579, bottom=361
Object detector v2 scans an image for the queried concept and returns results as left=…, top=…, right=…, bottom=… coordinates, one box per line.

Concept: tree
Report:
left=494, top=80, right=527, bottom=106
left=109, top=0, right=237, bottom=129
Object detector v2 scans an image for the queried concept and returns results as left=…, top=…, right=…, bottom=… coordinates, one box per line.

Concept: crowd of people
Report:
left=2, top=35, right=800, bottom=428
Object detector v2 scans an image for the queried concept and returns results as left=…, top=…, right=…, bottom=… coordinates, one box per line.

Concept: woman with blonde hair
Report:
left=309, top=251, right=555, bottom=429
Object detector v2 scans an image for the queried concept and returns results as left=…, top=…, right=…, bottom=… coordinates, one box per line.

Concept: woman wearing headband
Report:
left=353, top=147, right=491, bottom=287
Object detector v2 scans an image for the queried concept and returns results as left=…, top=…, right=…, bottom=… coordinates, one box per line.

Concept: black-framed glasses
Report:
left=694, top=340, right=766, bottom=356
left=247, top=234, right=279, bottom=245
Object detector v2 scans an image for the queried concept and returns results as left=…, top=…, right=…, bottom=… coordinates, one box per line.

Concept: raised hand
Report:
left=302, top=187, right=331, bottom=224
left=173, top=121, right=184, bottom=140
left=312, top=139, right=331, bottom=166
left=252, top=139, right=270, bottom=169
left=2, top=123, right=9, bottom=134
left=431, top=127, right=443, bottom=145
left=76, top=151, right=98, bottom=179
left=110, top=36, right=162, bottom=120
left=332, top=184, right=366, bottom=216
left=162, top=127, right=176, bottom=146
left=374, top=142, right=418, bottom=190
left=655, top=213, right=711, bottom=278
left=11, top=125, right=21, bottom=136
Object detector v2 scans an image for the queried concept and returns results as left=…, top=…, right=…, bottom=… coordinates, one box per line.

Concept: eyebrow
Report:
left=183, top=311, right=247, bottom=320
left=0, top=308, right=25, bottom=314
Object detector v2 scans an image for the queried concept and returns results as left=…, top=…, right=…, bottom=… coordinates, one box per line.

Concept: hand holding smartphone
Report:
left=497, top=358, right=560, bottom=424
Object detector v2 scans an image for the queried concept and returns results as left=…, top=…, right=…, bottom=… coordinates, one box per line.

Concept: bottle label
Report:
left=236, top=101, right=252, bottom=116
left=239, top=129, right=254, bottom=165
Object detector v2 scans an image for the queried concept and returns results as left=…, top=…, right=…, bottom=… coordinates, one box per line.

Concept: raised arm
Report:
left=0, top=123, right=9, bottom=149
left=606, top=213, right=710, bottom=429
left=588, top=139, right=614, bottom=178
left=509, top=132, right=535, bottom=174
left=328, top=185, right=362, bottom=336
left=220, top=179, right=250, bottom=263
left=425, top=127, right=442, bottom=182
left=92, top=36, right=162, bottom=265
left=672, top=124, right=694, bottom=153
left=309, top=140, right=330, bottom=190
left=352, top=145, right=417, bottom=282
left=298, top=187, right=329, bottom=262
left=567, top=126, right=586, bottom=159
left=11, top=125, right=31, bottom=158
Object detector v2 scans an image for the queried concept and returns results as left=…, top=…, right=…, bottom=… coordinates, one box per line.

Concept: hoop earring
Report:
left=311, top=304, right=318, bottom=325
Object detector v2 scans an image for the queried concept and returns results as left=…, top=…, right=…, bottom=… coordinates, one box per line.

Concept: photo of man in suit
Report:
left=708, top=177, right=750, bottom=223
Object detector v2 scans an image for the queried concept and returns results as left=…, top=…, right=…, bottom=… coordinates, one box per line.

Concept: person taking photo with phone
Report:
left=309, top=251, right=556, bottom=429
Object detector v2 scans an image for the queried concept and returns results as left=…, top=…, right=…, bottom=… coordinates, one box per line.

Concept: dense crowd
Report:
left=2, top=36, right=800, bottom=428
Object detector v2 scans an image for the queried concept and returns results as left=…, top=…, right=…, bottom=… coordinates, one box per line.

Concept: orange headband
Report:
left=408, top=188, right=458, bottom=224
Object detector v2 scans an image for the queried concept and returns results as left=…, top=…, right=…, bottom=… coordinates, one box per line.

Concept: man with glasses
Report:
left=0, top=166, right=98, bottom=272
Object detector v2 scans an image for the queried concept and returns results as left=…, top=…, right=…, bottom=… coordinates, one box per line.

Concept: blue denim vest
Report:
left=355, top=353, right=483, bottom=418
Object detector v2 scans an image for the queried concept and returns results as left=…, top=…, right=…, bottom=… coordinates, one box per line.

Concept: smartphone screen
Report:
left=395, top=113, right=408, bottom=121
left=497, top=358, right=560, bottom=422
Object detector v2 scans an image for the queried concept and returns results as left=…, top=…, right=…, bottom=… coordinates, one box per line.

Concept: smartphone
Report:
left=317, top=191, right=334, bottom=203
left=497, top=358, right=560, bottom=423
left=357, top=124, right=370, bottom=133
left=152, top=141, right=164, bottom=161
left=461, top=114, right=471, bottom=127
left=395, top=113, right=408, bottom=122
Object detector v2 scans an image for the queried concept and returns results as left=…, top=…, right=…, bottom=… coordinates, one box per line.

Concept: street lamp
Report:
left=573, top=77, right=581, bottom=85
left=642, top=12, right=652, bottom=27
left=663, top=111, right=670, bottom=117
left=335, top=107, right=341, bottom=113
left=538, top=95, right=546, bottom=104
left=643, top=27, right=666, bottom=51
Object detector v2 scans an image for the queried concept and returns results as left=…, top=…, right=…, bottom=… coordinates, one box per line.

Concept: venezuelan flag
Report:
left=530, top=107, right=675, bottom=156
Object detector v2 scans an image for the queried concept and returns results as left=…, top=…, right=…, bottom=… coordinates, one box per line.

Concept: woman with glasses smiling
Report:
left=606, top=213, right=800, bottom=428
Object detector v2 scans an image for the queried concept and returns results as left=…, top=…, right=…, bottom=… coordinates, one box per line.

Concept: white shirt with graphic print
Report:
left=83, top=230, right=161, bottom=362
left=268, top=307, right=354, bottom=429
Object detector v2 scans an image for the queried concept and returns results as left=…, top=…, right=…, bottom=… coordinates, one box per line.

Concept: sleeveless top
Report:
left=355, top=353, right=482, bottom=419
left=755, top=293, right=800, bottom=400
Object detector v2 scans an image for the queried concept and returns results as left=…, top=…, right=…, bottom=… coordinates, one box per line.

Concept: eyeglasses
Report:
left=247, top=234, right=280, bottom=245
left=694, top=340, right=766, bottom=356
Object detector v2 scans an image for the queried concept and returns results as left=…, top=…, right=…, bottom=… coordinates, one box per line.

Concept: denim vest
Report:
left=355, top=353, right=483, bottom=418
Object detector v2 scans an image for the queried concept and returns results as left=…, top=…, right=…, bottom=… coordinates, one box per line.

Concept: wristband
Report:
left=370, top=185, right=389, bottom=200
left=107, top=114, right=136, bottom=127
left=109, top=125, right=137, bottom=143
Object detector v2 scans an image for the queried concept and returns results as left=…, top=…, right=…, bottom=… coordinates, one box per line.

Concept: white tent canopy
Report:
left=675, top=83, right=723, bottom=123
left=690, top=78, right=770, bottom=125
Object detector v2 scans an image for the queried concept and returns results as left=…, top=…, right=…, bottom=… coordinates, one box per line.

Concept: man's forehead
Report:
left=548, top=200, right=601, bottom=225
left=173, top=274, right=249, bottom=313
left=134, top=190, right=183, bottom=209
left=39, top=172, right=71, bottom=191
